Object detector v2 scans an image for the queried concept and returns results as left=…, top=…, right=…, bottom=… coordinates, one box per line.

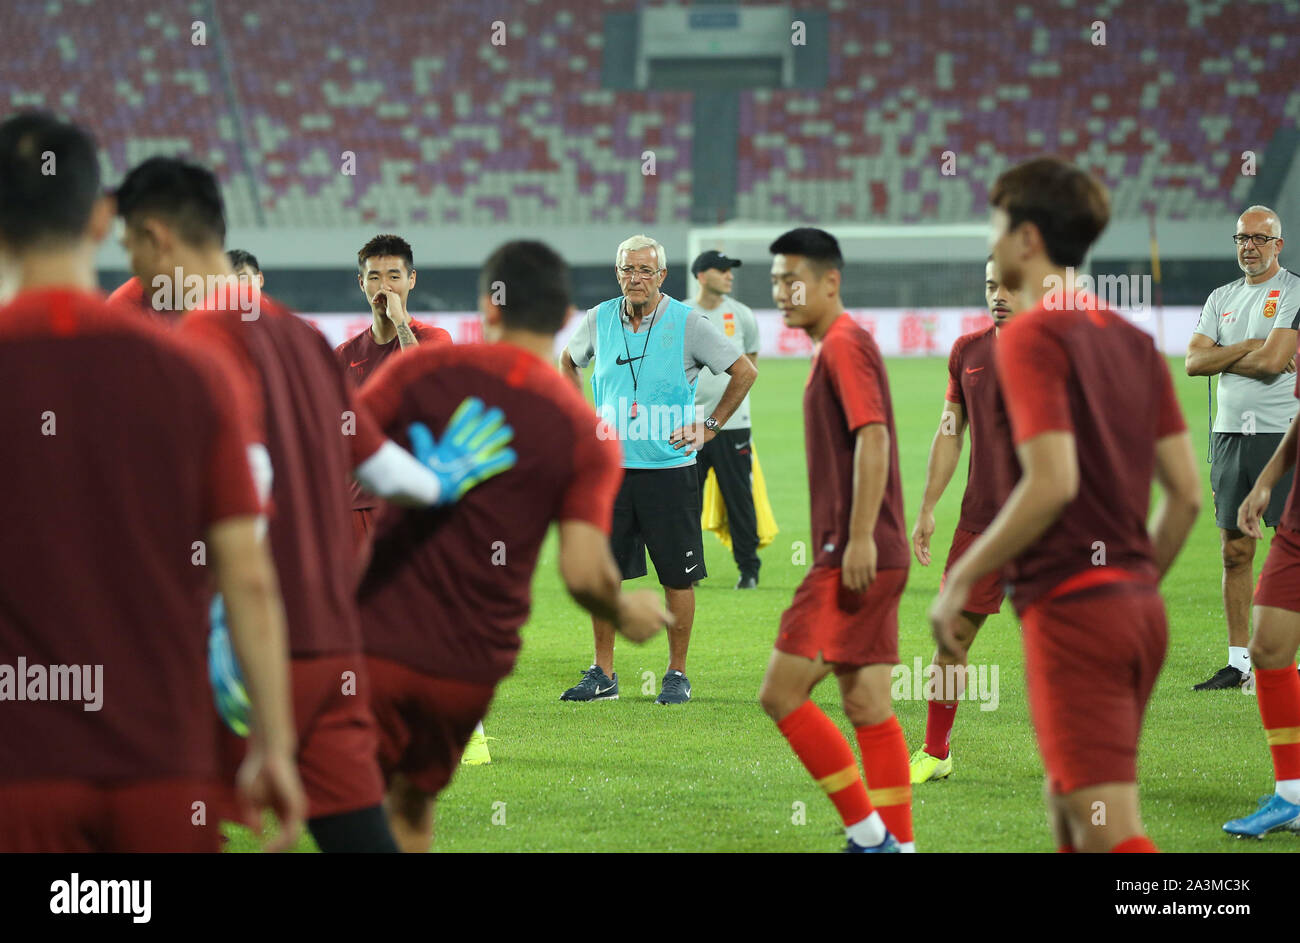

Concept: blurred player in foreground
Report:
left=931, top=157, right=1202, bottom=852
left=907, top=258, right=1020, bottom=783
left=1223, top=371, right=1300, bottom=836
left=116, top=156, right=514, bottom=852
left=759, top=228, right=914, bottom=853
left=0, top=111, right=303, bottom=852
left=356, top=239, right=671, bottom=851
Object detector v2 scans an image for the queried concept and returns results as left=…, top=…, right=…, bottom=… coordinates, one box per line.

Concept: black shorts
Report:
left=1211, top=431, right=1293, bottom=531
left=612, top=465, right=706, bottom=587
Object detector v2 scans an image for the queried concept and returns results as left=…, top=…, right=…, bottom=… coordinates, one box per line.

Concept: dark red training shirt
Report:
left=0, top=288, right=260, bottom=783
left=357, top=342, right=623, bottom=685
left=179, top=294, right=387, bottom=657
left=335, top=320, right=452, bottom=511
left=1278, top=371, right=1300, bottom=534
left=803, top=314, right=909, bottom=571
left=995, top=297, right=1187, bottom=614
left=946, top=324, right=1020, bottom=533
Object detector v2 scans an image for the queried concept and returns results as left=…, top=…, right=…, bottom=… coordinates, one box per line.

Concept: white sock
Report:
left=1277, top=778, right=1300, bottom=805
left=474, top=721, right=486, bottom=736
left=1228, top=647, right=1250, bottom=673
left=845, top=811, right=887, bottom=847
left=897, top=841, right=916, bottom=853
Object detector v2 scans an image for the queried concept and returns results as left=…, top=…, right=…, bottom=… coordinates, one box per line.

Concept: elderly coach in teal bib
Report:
left=559, top=234, right=758, bottom=705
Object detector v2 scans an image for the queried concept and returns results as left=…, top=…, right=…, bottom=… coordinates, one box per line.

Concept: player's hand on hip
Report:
left=235, top=747, right=306, bottom=853
left=409, top=397, right=517, bottom=504
left=1286, top=356, right=1296, bottom=374
left=911, top=510, right=935, bottom=566
left=1237, top=486, right=1270, bottom=540
left=840, top=536, right=876, bottom=593
left=616, top=589, right=674, bottom=643
left=669, top=422, right=712, bottom=453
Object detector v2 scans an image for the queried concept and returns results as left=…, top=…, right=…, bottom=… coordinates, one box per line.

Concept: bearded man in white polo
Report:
left=558, top=234, right=758, bottom=704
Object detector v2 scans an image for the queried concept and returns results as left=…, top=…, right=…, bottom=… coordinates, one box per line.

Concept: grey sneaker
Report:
left=655, top=670, right=692, bottom=705
left=560, top=665, right=619, bottom=701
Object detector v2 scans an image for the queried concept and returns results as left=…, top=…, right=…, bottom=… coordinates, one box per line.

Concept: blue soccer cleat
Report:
left=844, top=831, right=901, bottom=853
left=208, top=594, right=251, bottom=737
left=408, top=397, right=517, bottom=505
left=1222, top=793, right=1300, bottom=837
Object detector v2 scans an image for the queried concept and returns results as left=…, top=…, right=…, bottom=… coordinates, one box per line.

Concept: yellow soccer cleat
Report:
left=461, top=728, right=495, bottom=766
left=909, top=746, right=953, bottom=784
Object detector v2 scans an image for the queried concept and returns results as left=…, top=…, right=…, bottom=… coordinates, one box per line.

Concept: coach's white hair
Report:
left=616, top=234, right=666, bottom=270
left=1241, top=204, right=1282, bottom=237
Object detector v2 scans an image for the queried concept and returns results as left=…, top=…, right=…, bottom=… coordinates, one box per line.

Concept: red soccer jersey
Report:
left=357, top=343, right=623, bottom=684
left=995, top=297, right=1187, bottom=613
left=803, top=314, right=909, bottom=570
left=179, top=294, right=387, bottom=657
left=336, top=320, right=451, bottom=511
left=1280, top=372, right=1300, bottom=533
left=0, top=288, right=260, bottom=783
left=945, top=325, right=1020, bottom=532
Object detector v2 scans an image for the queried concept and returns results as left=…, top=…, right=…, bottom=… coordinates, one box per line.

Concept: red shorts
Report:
left=366, top=656, right=497, bottom=797
left=1022, top=583, right=1167, bottom=794
left=0, top=778, right=223, bottom=852
left=1255, top=525, right=1300, bottom=612
left=219, top=653, right=385, bottom=820
left=776, top=566, right=907, bottom=666
left=941, top=526, right=1005, bottom=615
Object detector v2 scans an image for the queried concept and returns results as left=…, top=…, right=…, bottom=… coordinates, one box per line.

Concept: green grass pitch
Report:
left=226, top=355, right=1295, bottom=853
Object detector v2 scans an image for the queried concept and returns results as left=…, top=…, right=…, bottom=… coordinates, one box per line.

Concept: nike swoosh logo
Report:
left=965, top=366, right=985, bottom=374
left=1221, top=311, right=1233, bottom=318
left=685, top=564, right=699, bottom=573
left=615, top=355, right=643, bottom=365
left=734, top=441, right=750, bottom=450
left=595, top=683, right=616, bottom=695
left=350, top=359, right=369, bottom=367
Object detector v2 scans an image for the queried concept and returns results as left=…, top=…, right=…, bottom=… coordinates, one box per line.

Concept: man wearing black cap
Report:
left=691, top=250, right=763, bottom=588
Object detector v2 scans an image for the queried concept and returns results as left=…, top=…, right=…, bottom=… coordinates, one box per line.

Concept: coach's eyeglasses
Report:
left=617, top=266, right=662, bottom=280
left=1232, top=234, right=1279, bottom=247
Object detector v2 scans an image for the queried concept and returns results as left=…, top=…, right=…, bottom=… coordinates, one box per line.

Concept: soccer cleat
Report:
left=560, top=665, right=619, bottom=701
left=655, top=670, right=692, bottom=704
left=1193, top=665, right=1248, bottom=691
left=909, top=746, right=953, bottom=784
left=460, top=729, right=495, bottom=766
left=736, top=574, right=758, bottom=589
left=1223, top=793, right=1300, bottom=837
left=844, top=832, right=901, bottom=853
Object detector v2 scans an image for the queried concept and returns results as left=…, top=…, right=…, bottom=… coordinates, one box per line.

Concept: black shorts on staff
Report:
left=1211, top=431, right=1293, bottom=531
left=611, top=465, right=707, bottom=586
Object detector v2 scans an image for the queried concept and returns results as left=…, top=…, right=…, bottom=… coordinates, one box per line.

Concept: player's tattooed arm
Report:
left=394, top=321, right=418, bottom=350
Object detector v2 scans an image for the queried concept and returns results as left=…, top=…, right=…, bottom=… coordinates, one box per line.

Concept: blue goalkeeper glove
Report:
left=208, top=593, right=251, bottom=738
left=409, top=396, right=517, bottom=505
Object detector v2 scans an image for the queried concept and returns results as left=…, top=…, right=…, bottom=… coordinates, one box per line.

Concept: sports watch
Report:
left=703, top=416, right=719, bottom=431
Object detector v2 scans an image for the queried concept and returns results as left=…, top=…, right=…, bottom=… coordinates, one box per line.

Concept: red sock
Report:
left=856, top=715, right=913, bottom=843
left=923, top=699, right=958, bottom=760
left=777, top=701, right=872, bottom=827
left=1111, top=836, right=1159, bottom=853
left=1057, top=845, right=1075, bottom=853
left=1256, top=665, right=1300, bottom=782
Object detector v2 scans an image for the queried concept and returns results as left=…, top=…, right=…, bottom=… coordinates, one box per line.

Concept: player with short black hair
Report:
left=760, top=227, right=914, bottom=853
left=117, top=156, right=514, bottom=853
left=931, top=156, right=1202, bottom=852
left=0, top=112, right=304, bottom=852
left=907, top=257, right=1021, bottom=783
left=358, top=239, right=670, bottom=850
left=227, top=248, right=263, bottom=290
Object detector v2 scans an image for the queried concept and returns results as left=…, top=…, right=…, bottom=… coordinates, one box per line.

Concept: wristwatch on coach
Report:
left=703, top=416, right=719, bottom=431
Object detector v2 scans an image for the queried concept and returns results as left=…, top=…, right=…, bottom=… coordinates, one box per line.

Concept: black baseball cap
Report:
left=691, top=250, right=743, bottom=276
